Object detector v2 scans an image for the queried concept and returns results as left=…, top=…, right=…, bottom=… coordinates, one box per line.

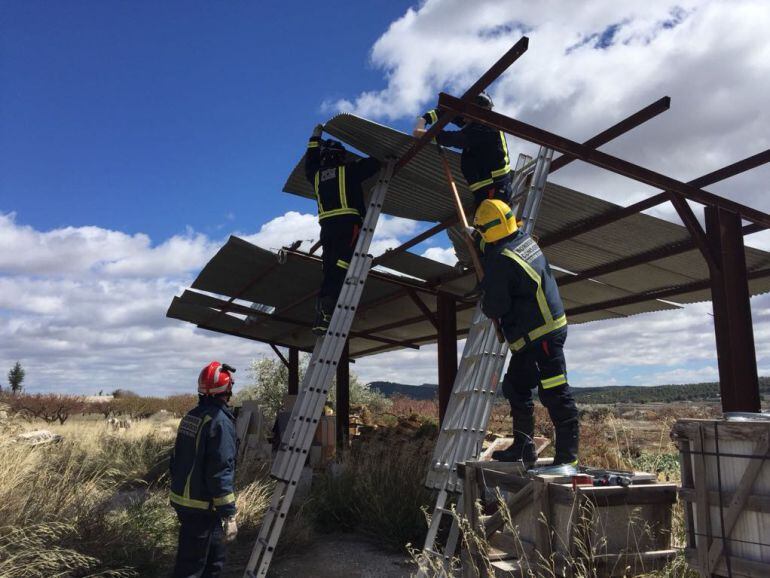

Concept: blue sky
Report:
left=2, top=0, right=770, bottom=394
left=1, top=1, right=414, bottom=239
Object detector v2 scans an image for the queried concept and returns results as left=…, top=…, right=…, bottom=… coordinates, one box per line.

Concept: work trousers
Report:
left=501, top=327, right=579, bottom=464
left=473, top=175, right=514, bottom=209
left=319, top=217, right=361, bottom=307
left=172, top=510, right=227, bottom=578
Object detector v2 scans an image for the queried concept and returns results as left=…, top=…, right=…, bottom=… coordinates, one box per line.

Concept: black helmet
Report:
left=320, top=139, right=346, bottom=167
left=474, top=92, right=494, bottom=110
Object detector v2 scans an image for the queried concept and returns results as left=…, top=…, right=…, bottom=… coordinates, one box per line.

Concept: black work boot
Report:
left=492, top=416, right=535, bottom=465
left=312, top=298, right=334, bottom=336
left=492, top=440, right=536, bottom=464
left=552, top=418, right=579, bottom=467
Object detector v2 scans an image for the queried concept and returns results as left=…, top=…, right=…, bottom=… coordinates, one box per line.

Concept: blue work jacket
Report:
left=480, top=230, right=567, bottom=352
left=169, top=397, right=237, bottom=517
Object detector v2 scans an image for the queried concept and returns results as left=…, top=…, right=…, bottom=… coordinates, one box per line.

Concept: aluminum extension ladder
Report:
left=418, top=146, right=554, bottom=577
left=243, top=160, right=395, bottom=577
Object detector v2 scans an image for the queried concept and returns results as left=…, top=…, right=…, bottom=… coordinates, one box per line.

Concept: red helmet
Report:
left=198, top=361, right=235, bottom=396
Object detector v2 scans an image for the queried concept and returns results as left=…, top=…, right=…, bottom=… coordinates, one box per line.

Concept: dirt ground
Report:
left=225, top=533, right=414, bottom=578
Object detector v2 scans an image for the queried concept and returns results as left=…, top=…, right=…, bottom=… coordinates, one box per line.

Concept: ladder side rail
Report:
left=445, top=328, right=507, bottom=492
left=272, top=162, right=394, bottom=480
left=246, top=161, right=395, bottom=577
left=440, top=321, right=496, bottom=478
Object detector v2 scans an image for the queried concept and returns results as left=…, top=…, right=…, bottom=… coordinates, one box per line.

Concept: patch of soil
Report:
left=225, top=533, right=413, bottom=578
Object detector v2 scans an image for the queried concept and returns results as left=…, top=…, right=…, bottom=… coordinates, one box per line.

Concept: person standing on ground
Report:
left=305, top=124, right=381, bottom=334
left=474, top=199, right=579, bottom=471
left=170, top=361, right=238, bottom=577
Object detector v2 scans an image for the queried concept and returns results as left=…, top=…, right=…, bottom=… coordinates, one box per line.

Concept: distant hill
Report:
left=368, top=381, right=437, bottom=400
left=368, top=378, right=770, bottom=404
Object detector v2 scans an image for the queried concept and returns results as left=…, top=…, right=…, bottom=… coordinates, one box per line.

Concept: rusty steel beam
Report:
left=195, top=323, right=313, bottom=354
left=565, top=267, right=770, bottom=318
left=354, top=326, right=472, bottom=358
left=336, top=341, right=350, bottom=448
left=288, top=347, right=299, bottom=395
left=559, top=239, right=695, bottom=287
left=438, top=93, right=770, bottom=229
left=409, top=288, right=439, bottom=330
left=541, top=193, right=669, bottom=248
left=382, top=97, right=673, bottom=258
left=667, top=192, right=719, bottom=273
left=706, top=207, right=760, bottom=413
left=548, top=96, right=671, bottom=172
left=395, top=37, right=530, bottom=173
left=541, top=149, right=770, bottom=248
left=270, top=344, right=290, bottom=368
left=437, top=292, right=458, bottom=423
left=373, top=215, right=459, bottom=266
left=283, top=248, right=436, bottom=294
left=188, top=291, right=421, bottom=350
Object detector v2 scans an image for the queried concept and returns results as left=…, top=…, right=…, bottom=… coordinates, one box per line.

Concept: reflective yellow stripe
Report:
left=428, top=109, right=438, bottom=124
left=170, top=491, right=211, bottom=510
left=213, top=493, right=236, bottom=506
left=541, top=374, right=567, bottom=389
left=491, top=164, right=512, bottom=178
left=336, top=259, right=349, bottom=270
left=314, top=172, right=324, bottom=215
left=509, top=338, right=526, bottom=352
left=502, top=249, right=567, bottom=349
left=307, top=141, right=319, bottom=148
left=529, top=314, right=567, bottom=342
left=318, top=208, right=360, bottom=220
left=184, top=415, right=212, bottom=499
left=338, top=166, right=347, bottom=209
left=469, top=177, right=494, bottom=192
left=491, top=131, right=510, bottom=178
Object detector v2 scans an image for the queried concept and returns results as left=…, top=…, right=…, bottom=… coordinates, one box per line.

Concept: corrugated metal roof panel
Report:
left=375, top=251, right=457, bottom=283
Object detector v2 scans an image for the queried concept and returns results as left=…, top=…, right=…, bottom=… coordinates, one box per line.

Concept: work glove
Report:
left=223, top=516, right=238, bottom=543
left=312, top=124, right=324, bottom=138
left=412, top=116, right=427, bottom=138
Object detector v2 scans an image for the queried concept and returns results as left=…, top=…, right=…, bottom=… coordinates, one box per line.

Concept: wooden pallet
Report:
left=458, top=461, right=677, bottom=578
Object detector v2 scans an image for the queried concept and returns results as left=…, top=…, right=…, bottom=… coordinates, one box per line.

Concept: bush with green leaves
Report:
left=238, top=355, right=391, bottom=421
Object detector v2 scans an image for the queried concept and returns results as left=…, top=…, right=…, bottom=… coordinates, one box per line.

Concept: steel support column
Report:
left=288, top=347, right=299, bottom=396
left=437, top=292, right=458, bottom=423
left=706, top=207, right=760, bottom=413
left=336, top=340, right=350, bottom=448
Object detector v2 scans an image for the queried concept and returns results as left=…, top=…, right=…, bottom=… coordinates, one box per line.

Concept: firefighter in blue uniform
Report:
left=170, top=361, right=238, bottom=578
left=305, top=124, right=381, bottom=334
left=414, top=92, right=512, bottom=273
left=413, top=92, right=512, bottom=208
left=474, top=199, right=579, bottom=469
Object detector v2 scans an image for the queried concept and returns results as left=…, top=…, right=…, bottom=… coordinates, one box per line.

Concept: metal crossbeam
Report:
left=438, top=92, right=770, bottom=229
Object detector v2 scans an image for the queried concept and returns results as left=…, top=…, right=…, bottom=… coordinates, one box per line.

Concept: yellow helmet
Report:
left=473, top=199, right=517, bottom=243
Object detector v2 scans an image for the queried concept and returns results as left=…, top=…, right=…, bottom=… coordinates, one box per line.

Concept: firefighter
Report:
left=170, top=361, right=238, bottom=578
left=413, top=92, right=513, bottom=208
left=413, top=92, right=512, bottom=271
left=474, top=199, right=579, bottom=470
left=305, top=124, right=381, bottom=334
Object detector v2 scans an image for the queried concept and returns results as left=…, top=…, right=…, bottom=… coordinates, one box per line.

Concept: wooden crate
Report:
left=459, top=461, right=677, bottom=577
left=672, top=418, right=770, bottom=577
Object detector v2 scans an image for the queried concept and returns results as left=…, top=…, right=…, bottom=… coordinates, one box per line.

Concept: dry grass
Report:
left=0, top=414, right=277, bottom=577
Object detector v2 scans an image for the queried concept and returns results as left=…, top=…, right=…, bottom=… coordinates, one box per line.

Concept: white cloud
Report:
left=239, top=211, right=319, bottom=252
left=421, top=246, right=457, bottom=265
left=329, top=0, right=770, bottom=217
left=6, top=1, right=770, bottom=395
